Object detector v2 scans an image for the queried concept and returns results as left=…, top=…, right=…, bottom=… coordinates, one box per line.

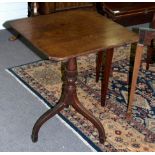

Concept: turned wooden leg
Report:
left=101, top=48, right=114, bottom=107
left=127, top=44, right=144, bottom=118
left=66, top=58, right=105, bottom=144
left=96, top=51, right=103, bottom=82
left=32, top=57, right=106, bottom=144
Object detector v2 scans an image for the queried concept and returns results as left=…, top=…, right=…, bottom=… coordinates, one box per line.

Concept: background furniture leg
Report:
left=96, top=51, right=103, bottom=82
left=127, top=44, right=144, bottom=118
left=146, top=46, right=153, bottom=70
left=101, top=48, right=113, bottom=107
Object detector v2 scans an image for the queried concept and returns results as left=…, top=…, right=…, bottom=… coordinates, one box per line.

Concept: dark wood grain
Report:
left=10, top=10, right=138, bottom=61
left=55, top=2, right=94, bottom=12
left=101, top=2, right=155, bottom=16
left=35, top=2, right=94, bottom=15
left=97, top=2, right=155, bottom=26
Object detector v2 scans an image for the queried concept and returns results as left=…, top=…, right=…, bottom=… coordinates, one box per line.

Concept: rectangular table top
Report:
left=10, top=10, right=139, bottom=61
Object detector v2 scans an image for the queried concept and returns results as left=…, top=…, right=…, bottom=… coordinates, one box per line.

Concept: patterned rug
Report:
left=7, top=45, right=155, bottom=152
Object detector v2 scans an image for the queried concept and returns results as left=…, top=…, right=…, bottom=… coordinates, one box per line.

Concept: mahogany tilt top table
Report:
left=9, top=10, right=143, bottom=144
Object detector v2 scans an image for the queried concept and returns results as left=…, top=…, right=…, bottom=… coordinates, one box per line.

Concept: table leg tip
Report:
left=65, top=105, right=70, bottom=108
left=31, top=134, right=38, bottom=143
left=96, top=79, right=99, bottom=83
left=101, top=102, right=106, bottom=107
left=126, top=113, right=132, bottom=120
left=99, top=136, right=106, bottom=144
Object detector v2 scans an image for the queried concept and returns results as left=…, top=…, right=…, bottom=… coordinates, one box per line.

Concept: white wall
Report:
left=0, top=2, right=27, bottom=30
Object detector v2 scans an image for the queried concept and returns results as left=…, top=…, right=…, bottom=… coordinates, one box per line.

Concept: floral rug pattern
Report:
left=8, top=45, right=155, bottom=152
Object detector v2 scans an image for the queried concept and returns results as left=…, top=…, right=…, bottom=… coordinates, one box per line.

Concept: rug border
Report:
left=6, top=63, right=103, bottom=152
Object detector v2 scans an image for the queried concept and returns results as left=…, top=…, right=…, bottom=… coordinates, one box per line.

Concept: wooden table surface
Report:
left=10, top=9, right=138, bottom=60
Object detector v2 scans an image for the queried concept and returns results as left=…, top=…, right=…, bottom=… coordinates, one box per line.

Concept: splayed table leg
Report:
left=32, top=57, right=106, bottom=144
